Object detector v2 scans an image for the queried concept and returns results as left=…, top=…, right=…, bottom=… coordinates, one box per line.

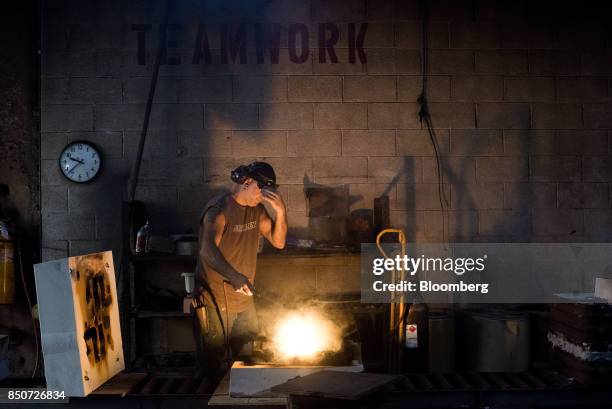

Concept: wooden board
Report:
left=209, top=371, right=287, bottom=407
left=91, top=372, right=147, bottom=396
left=34, top=251, right=125, bottom=397
left=271, top=371, right=403, bottom=400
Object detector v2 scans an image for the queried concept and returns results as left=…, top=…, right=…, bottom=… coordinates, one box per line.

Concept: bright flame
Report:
left=273, top=309, right=341, bottom=361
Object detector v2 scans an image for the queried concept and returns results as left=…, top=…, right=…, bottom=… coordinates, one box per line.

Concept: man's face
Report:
left=241, top=178, right=263, bottom=206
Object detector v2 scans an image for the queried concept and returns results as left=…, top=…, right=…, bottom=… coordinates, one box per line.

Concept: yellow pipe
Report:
left=376, top=228, right=407, bottom=373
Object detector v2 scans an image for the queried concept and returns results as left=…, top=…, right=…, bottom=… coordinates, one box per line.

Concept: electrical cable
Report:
left=418, top=0, right=449, bottom=244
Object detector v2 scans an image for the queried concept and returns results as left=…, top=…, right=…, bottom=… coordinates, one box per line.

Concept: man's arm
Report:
left=259, top=190, right=287, bottom=249
left=200, top=207, right=254, bottom=295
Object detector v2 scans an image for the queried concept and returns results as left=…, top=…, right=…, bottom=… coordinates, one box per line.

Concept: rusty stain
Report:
left=73, top=254, right=115, bottom=368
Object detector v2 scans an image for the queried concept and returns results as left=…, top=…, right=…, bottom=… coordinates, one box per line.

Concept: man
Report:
left=193, top=161, right=287, bottom=373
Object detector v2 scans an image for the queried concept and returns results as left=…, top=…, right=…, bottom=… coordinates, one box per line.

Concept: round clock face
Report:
left=59, top=141, right=102, bottom=183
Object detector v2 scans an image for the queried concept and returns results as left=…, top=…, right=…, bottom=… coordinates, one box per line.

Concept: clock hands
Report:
left=67, top=157, right=84, bottom=174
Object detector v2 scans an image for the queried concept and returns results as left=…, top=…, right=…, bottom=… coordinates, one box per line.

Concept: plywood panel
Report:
left=34, top=251, right=125, bottom=396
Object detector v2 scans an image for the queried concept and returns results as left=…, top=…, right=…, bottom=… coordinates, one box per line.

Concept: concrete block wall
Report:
left=41, top=0, right=612, bottom=263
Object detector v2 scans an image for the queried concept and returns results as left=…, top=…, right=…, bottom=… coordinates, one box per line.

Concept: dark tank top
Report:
left=196, top=193, right=263, bottom=313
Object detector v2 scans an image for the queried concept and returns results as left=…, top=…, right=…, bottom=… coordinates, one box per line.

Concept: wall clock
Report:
left=59, top=141, right=102, bottom=183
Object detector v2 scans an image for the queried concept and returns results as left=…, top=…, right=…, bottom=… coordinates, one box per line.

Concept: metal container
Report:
left=461, top=309, right=530, bottom=372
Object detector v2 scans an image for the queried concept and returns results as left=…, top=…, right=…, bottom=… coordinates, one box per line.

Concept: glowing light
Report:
left=273, top=309, right=341, bottom=361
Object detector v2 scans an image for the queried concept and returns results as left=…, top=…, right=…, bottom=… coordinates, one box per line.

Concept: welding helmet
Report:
left=231, top=161, right=277, bottom=189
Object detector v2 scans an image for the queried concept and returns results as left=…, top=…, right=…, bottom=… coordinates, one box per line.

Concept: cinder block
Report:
left=313, top=157, right=367, bottom=178
left=43, top=78, right=122, bottom=104
left=42, top=186, right=68, bottom=212
left=258, top=157, right=313, bottom=184
left=429, top=50, right=474, bottom=74
left=395, top=183, right=451, bottom=210
left=423, top=157, right=477, bottom=184
left=69, top=185, right=124, bottom=216
left=504, top=77, right=555, bottom=102
left=504, top=130, right=607, bottom=155
left=447, top=210, right=479, bottom=240
left=504, top=130, right=552, bottom=155
left=41, top=159, right=68, bottom=186
left=558, top=183, right=608, bottom=209
left=33, top=252, right=124, bottom=396
left=314, top=103, right=367, bottom=129
left=344, top=76, right=396, bottom=102
left=530, top=156, right=581, bottom=182
left=178, top=130, right=232, bottom=158
left=123, top=130, right=177, bottom=160
left=369, top=157, right=421, bottom=183
left=450, top=130, right=503, bottom=156
left=233, top=76, right=288, bottom=102
left=368, top=103, right=420, bottom=129
left=41, top=132, right=69, bottom=159
left=342, top=130, right=395, bottom=156
left=42, top=212, right=95, bottom=241
left=583, top=156, right=612, bottom=182
left=139, top=158, right=203, bottom=183
left=313, top=51, right=367, bottom=75
left=205, top=104, right=258, bottom=130
left=450, top=22, right=501, bottom=48
left=287, top=130, right=341, bottom=156
left=557, top=77, right=608, bottom=102
left=133, top=185, right=179, bottom=215
left=477, top=51, right=528, bottom=74
left=504, top=183, right=556, bottom=209
left=583, top=103, right=612, bottom=129
left=398, top=76, right=450, bottom=102
left=585, top=209, right=612, bottom=239
left=366, top=49, right=399, bottom=75
left=362, top=22, right=395, bottom=47
left=177, top=184, right=229, bottom=213
left=528, top=50, right=580, bottom=75
left=42, top=105, right=94, bottom=131
left=532, top=103, right=582, bottom=129
left=555, top=130, right=608, bottom=154
left=41, top=240, right=68, bottom=262
left=427, top=103, right=475, bottom=128
left=288, top=76, right=342, bottom=102
left=532, top=209, right=584, bottom=236
left=581, top=52, right=612, bottom=75
left=479, top=210, right=531, bottom=238
left=476, top=157, right=528, bottom=182
left=500, top=25, right=556, bottom=49
left=124, top=77, right=178, bottom=104
left=477, top=103, right=530, bottom=129
left=259, top=103, right=313, bottom=129
left=231, top=130, right=287, bottom=156
left=56, top=131, right=123, bottom=159
left=286, top=185, right=307, bottom=212
left=43, top=51, right=96, bottom=78
left=94, top=49, right=126, bottom=77
left=396, top=22, right=449, bottom=49
left=96, top=214, right=124, bottom=240
left=395, top=49, right=422, bottom=74
left=95, top=104, right=203, bottom=130
left=396, top=129, right=450, bottom=156
left=450, top=183, right=503, bottom=209
left=451, top=76, right=503, bottom=101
